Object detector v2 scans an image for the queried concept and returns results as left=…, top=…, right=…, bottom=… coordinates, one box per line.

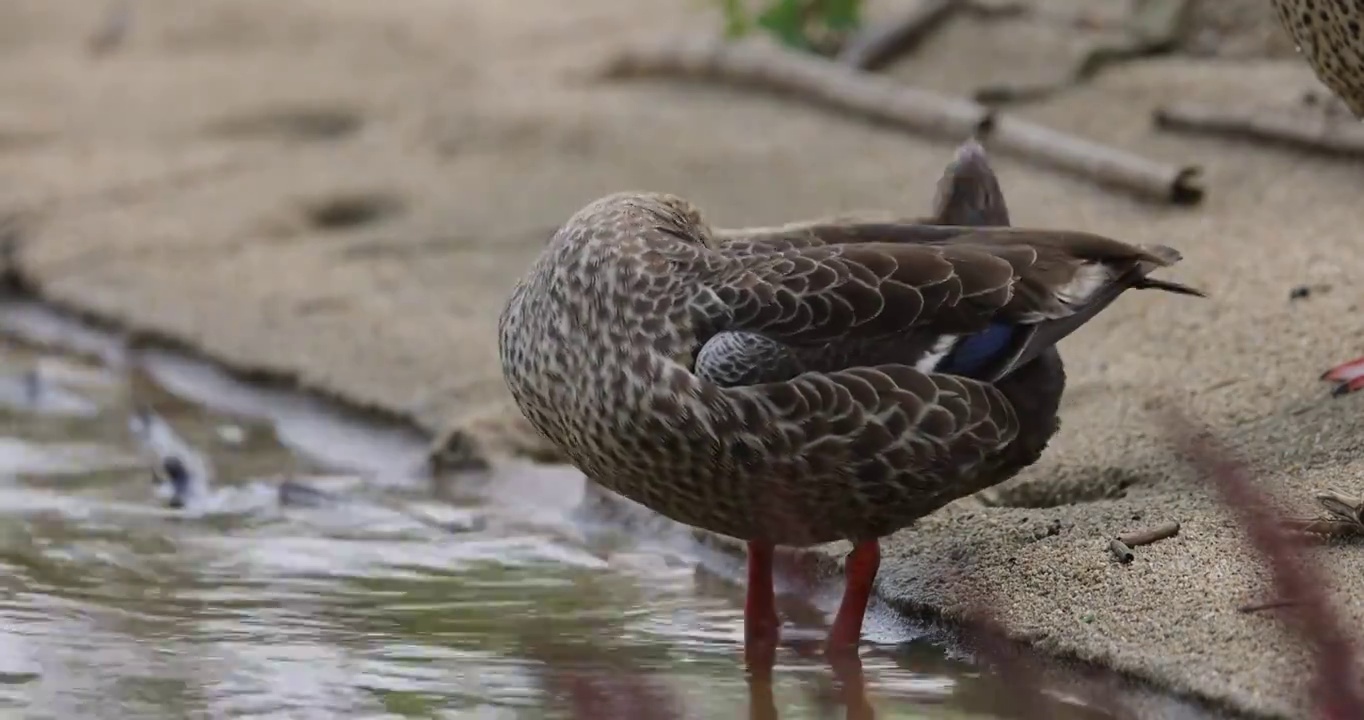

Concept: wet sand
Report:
left=3, top=0, right=1362, bottom=717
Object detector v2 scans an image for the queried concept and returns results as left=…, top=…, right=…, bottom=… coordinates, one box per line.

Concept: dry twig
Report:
left=1154, top=102, right=1364, bottom=158
left=1315, top=489, right=1364, bottom=526
left=599, top=37, right=1203, bottom=206
left=1109, top=538, right=1136, bottom=563
left=974, top=0, right=1194, bottom=105
left=987, top=114, right=1203, bottom=204
left=600, top=36, right=985, bottom=138
left=1237, top=598, right=1301, bottom=614
left=836, top=0, right=961, bottom=71
left=1278, top=490, right=1364, bottom=539
left=1118, top=520, right=1180, bottom=547
left=974, top=35, right=1160, bottom=105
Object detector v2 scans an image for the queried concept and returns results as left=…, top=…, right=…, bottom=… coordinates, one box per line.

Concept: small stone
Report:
left=216, top=424, right=247, bottom=445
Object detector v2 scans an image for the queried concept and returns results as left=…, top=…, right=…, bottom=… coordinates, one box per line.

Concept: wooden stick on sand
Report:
left=836, top=0, right=962, bottom=71
left=599, top=37, right=1204, bottom=206
left=1154, top=102, right=1364, bottom=158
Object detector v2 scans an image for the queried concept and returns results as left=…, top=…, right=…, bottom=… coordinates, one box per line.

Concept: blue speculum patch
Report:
left=940, top=322, right=1018, bottom=377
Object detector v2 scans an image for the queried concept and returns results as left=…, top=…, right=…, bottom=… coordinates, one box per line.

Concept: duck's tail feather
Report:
left=1134, top=276, right=1205, bottom=297
left=981, top=261, right=1203, bottom=382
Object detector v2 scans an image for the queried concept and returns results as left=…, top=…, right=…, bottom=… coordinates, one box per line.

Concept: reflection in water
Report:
left=0, top=301, right=1228, bottom=719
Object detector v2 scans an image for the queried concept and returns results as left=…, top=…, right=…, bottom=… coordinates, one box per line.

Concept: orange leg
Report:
left=744, top=540, right=780, bottom=673
left=826, top=540, right=880, bottom=656
left=1322, top=356, right=1364, bottom=397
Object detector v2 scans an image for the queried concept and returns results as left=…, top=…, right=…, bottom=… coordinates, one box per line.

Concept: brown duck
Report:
left=1272, top=0, right=1364, bottom=120
left=1265, top=0, right=1364, bottom=394
left=497, top=142, right=1203, bottom=663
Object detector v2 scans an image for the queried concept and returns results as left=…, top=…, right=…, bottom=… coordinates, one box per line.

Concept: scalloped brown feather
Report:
left=498, top=164, right=1201, bottom=545
left=704, top=228, right=1194, bottom=349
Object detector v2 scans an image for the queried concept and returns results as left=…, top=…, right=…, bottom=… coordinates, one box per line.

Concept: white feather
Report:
left=915, top=335, right=959, bottom=373
left=1056, top=263, right=1110, bottom=306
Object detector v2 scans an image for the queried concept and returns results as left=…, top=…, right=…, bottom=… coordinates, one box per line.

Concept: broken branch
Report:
left=1154, top=102, right=1364, bottom=158
left=1118, top=520, right=1180, bottom=547
left=836, top=0, right=961, bottom=71
left=599, top=35, right=984, bottom=138
left=599, top=37, right=1204, bottom=206
left=972, top=0, right=1193, bottom=106
left=987, top=114, right=1203, bottom=204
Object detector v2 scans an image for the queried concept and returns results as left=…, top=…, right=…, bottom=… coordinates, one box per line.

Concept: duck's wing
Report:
left=700, top=227, right=1202, bottom=382
left=712, top=218, right=949, bottom=255
left=685, top=227, right=1200, bottom=522
left=707, top=361, right=1020, bottom=533
left=712, top=139, right=1011, bottom=258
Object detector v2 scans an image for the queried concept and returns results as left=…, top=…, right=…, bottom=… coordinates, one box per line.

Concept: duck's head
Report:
left=560, top=192, right=716, bottom=250
left=930, top=139, right=1010, bottom=228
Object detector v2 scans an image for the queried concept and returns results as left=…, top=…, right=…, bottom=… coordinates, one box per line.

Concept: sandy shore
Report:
left=4, top=0, right=1363, bottom=716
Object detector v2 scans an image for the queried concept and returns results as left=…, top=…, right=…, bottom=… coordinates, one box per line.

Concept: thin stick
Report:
left=987, top=114, right=1203, bottom=205
left=974, top=5, right=1191, bottom=108
left=1154, top=102, right=1364, bottom=158
left=1280, top=518, right=1364, bottom=538
left=1117, top=520, right=1180, bottom=547
left=1108, top=538, right=1135, bottom=563
left=599, top=36, right=985, bottom=140
left=1237, top=598, right=1301, bottom=614
left=598, top=37, right=1204, bottom=206
left=836, top=0, right=961, bottom=71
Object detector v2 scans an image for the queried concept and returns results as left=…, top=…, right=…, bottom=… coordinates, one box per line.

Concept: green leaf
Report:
left=818, top=0, right=863, bottom=31
left=756, top=0, right=813, bottom=50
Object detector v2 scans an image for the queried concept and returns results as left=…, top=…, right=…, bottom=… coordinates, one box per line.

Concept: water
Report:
left=0, top=300, right=1225, bottom=720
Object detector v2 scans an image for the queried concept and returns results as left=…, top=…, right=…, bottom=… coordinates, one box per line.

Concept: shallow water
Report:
left=0, top=300, right=1225, bottom=720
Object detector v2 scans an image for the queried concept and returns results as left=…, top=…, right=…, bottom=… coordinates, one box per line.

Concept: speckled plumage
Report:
left=1272, top=0, right=1364, bottom=117
left=1273, top=1, right=1364, bottom=393
left=498, top=143, right=1202, bottom=550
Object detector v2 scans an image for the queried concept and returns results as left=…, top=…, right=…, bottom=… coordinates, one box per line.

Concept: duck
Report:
left=130, top=407, right=337, bottom=512
left=1265, top=0, right=1364, bottom=396
left=130, top=407, right=486, bottom=536
left=497, top=140, right=1204, bottom=664
left=1270, top=0, right=1364, bottom=121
